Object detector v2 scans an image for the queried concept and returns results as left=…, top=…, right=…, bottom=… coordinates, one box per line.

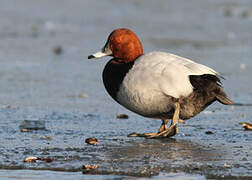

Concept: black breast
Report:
left=102, top=59, right=134, bottom=102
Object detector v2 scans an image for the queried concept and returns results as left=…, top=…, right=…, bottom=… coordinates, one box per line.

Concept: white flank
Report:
left=116, top=51, right=219, bottom=116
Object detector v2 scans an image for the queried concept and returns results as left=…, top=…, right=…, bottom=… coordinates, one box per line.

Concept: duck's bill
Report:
left=88, top=51, right=111, bottom=59
left=88, top=51, right=107, bottom=59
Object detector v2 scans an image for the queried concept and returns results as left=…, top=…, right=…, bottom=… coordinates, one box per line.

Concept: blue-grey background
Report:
left=0, top=0, right=251, bottom=179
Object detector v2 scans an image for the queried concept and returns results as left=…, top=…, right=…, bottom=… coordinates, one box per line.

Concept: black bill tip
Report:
left=88, top=55, right=95, bottom=59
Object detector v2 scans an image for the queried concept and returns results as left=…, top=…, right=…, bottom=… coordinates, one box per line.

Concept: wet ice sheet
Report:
left=0, top=106, right=251, bottom=179
left=0, top=170, right=205, bottom=180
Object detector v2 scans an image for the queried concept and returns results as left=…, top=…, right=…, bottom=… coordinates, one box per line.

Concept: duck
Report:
left=88, top=28, right=234, bottom=138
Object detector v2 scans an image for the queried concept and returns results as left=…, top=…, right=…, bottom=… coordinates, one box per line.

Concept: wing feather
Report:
left=136, top=51, right=220, bottom=98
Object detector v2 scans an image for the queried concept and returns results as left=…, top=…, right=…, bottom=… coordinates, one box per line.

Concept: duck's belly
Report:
left=116, top=82, right=214, bottom=120
left=116, top=84, right=174, bottom=118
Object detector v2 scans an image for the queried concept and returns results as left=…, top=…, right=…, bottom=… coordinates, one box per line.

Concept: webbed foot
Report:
left=128, top=102, right=180, bottom=139
left=127, top=124, right=177, bottom=138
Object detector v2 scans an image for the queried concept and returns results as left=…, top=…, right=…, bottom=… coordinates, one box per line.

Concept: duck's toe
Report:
left=147, top=124, right=178, bottom=139
left=127, top=132, right=159, bottom=137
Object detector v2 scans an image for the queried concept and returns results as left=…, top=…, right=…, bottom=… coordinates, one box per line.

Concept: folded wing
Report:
left=138, top=52, right=219, bottom=99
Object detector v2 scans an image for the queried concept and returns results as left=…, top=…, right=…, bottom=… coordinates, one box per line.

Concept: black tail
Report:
left=216, top=94, right=234, bottom=105
left=189, top=74, right=234, bottom=105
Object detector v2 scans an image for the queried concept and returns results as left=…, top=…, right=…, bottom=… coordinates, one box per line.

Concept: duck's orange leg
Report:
left=128, top=102, right=180, bottom=138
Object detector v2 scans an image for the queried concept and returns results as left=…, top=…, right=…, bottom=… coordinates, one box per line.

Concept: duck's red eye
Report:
left=115, top=36, right=122, bottom=43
